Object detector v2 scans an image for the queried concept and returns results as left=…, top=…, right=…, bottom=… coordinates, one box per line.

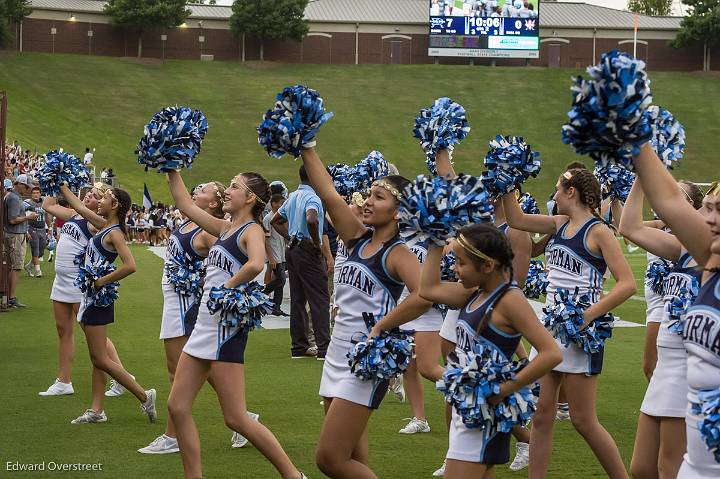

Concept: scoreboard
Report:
left=428, top=1, right=540, bottom=59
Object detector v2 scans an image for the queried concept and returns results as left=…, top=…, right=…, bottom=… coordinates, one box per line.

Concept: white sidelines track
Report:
left=149, top=246, right=643, bottom=329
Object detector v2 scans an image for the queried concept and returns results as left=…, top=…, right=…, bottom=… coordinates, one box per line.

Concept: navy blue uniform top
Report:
left=86, top=224, right=121, bottom=265
left=684, top=271, right=720, bottom=399
left=166, top=220, right=205, bottom=263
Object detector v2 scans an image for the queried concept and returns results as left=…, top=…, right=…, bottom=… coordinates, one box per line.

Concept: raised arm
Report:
left=618, top=180, right=682, bottom=261
left=633, top=143, right=711, bottom=266
left=300, top=147, right=366, bottom=244
left=502, top=191, right=560, bottom=235
left=584, top=226, right=637, bottom=324
left=97, top=229, right=137, bottom=286
left=435, top=149, right=457, bottom=179
left=419, top=243, right=473, bottom=308
left=58, top=185, right=105, bottom=230
left=227, top=224, right=267, bottom=287
left=508, top=228, right=532, bottom=286
left=166, top=171, right=227, bottom=238
left=42, top=196, right=76, bottom=222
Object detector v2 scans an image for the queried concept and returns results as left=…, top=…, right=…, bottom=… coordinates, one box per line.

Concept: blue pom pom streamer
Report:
left=398, top=174, right=494, bottom=247
left=74, top=260, right=119, bottom=307
left=519, top=192, right=540, bottom=215
left=328, top=151, right=389, bottom=197
left=436, top=343, right=539, bottom=432
left=523, top=260, right=548, bottom=299
left=441, top=251, right=458, bottom=282
left=696, top=388, right=720, bottom=463
left=667, top=276, right=700, bottom=335
left=136, top=106, right=208, bottom=172
left=481, top=135, right=541, bottom=197
left=37, top=150, right=90, bottom=196
left=347, top=328, right=415, bottom=381
left=257, top=85, right=334, bottom=159
left=206, top=282, right=273, bottom=331
left=47, top=237, right=57, bottom=251
left=542, top=287, right=615, bottom=354
left=413, top=97, right=470, bottom=175
left=645, top=259, right=672, bottom=295
left=645, top=105, right=686, bottom=170
left=561, top=50, right=653, bottom=170
left=594, top=164, right=635, bottom=202
left=165, top=253, right=205, bottom=302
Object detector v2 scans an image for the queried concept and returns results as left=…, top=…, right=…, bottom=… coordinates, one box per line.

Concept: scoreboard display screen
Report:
left=428, top=1, right=540, bottom=59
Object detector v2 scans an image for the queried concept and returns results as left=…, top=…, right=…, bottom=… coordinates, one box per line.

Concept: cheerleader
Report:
left=59, top=184, right=157, bottom=424
left=620, top=179, right=704, bottom=478
left=630, top=143, right=720, bottom=479
left=165, top=171, right=305, bottom=479
left=38, top=185, right=130, bottom=399
left=501, top=168, right=637, bottom=478
left=297, top=146, right=431, bottom=478
left=420, top=223, right=561, bottom=478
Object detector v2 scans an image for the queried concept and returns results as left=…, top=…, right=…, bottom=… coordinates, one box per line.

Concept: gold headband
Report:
left=351, top=192, right=365, bottom=208
left=372, top=180, right=403, bottom=201
left=707, top=181, right=720, bottom=197
left=234, top=177, right=266, bottom=206
left=457, top=234, right=496, bottom=264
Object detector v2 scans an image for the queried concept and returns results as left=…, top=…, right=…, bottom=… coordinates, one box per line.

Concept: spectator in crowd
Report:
left=263, top=194, right=289, bottom=317
left=83, top=147, right=94, bottom=166
left=271, top=165, right=330, bottom=360
left=100, top=168, right=109, bottom=184
left=3, top=174, right=38, bottom=308
left=25, top=186, right=48, bottom=277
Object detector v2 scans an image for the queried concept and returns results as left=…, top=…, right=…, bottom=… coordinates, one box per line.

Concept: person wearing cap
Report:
left=3, top=174, right=38, bottom=308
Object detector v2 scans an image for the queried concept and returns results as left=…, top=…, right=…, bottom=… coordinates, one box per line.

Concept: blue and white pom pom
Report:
left=481, top=135, right=541, bottom=197
left=441, top=251, right=458, bottom=282
left=561, top=50, right=653, bottom=170
left=398, top=174, right=494, bottom=247
left=165, top=253, right=205, bottom=301
left=523, top=260, right=548, bottom=299
left=327, top=163, right=356, bottom=197
left=667, top=276, right=700, bottom=335
left=519, top=192, right=540, bottom=215
left=645, top=106, right=686, bottom=169
left=594, top=164, right=635, bottom=202
left=354, top=150, right=389, bottom=187
left=136, top=106, right=208, bottom=172
left=206, top=282, right=273, bottom=331
left=697, top=388, right=720, bottom=463
left=37, top=150, right=90, bottom=196
left=437, top=344, right=539, bottom=432
left=258, top=85, right=334, bottom=159
left=74, top=261, right=119, bottom=307
left=347, top=329, right=415, bottom=381
left=413, top=97, right=470, bottom=176
left=645, top=259, right=672, bottom=295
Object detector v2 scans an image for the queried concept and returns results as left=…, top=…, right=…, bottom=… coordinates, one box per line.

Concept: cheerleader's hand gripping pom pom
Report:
left=646, top=105, right=686, bottom=169
left=523, top=260, right=548, bottom=299
left=136, top=106, right=208, bottom=172
left=436, top=344, right=539, bottom=432
left=697, top=388, right=720, bottom=463
left=165, top=253, right=206, bottom=301
left=347, top=312, right=414, bottom=381
left=398, top=174, right=494, bottom=247
left=594, top=164, right=635, bottom=202
left=37, top=150, right=90, bottom=196
left=645, top=259, right=672, bottom=295
left=667, top=276, right=700, bottom=335
left=481, top=135, right=541, bottom=197
left=74, top=261, right=119, bottom=307
left=207, top=282, right=273, bottom=332
left=519, top=192, right=540, bottom=215
left=257, top=85, right=334, bottom=158
left=561, top=50, right=653, bottom=170
left=413, top=97, right=470, bottom=175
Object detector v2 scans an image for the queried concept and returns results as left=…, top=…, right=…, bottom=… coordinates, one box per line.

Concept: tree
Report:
left=0, top=0, right=31, bottom=49
left=104, top=0, right=191, bottom=58
left=0, top=1, right=9, bottom=48
left=671, top=0, right=720, bottom=71
left=230, top=0, right=309, bottom=61
left=627, top=0, right=673, bottom=15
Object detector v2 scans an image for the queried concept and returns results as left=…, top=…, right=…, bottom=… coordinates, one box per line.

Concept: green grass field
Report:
left=1, top=52, right=719, bottom=204
left=1, top=244, right=650, bottom=478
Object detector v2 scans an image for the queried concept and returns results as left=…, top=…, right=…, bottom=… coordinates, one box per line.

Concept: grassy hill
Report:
left=1, top=52, right=718, bottom=203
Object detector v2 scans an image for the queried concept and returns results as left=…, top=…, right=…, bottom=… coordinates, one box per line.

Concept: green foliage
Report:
left=229, top=0, right=309, bottom=43
left=627, top=0, right=673, bottom=15
left=103, top=0, right=191, bottom=33
left=4, top=0, right=31, bottom=24
left=672, top=0, right=720, bottom=48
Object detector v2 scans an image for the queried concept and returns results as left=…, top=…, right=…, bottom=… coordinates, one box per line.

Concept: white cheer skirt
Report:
left=640, top=346, right=688, bottom=418
left=50, top=266, right=83, bottom=304
left=159, top=282, right=200, bottom=340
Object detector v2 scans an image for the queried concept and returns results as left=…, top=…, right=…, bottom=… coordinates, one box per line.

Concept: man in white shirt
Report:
left=263, top=194, right=288, bottom=316
left=83, top=147, right=94, bottom=165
